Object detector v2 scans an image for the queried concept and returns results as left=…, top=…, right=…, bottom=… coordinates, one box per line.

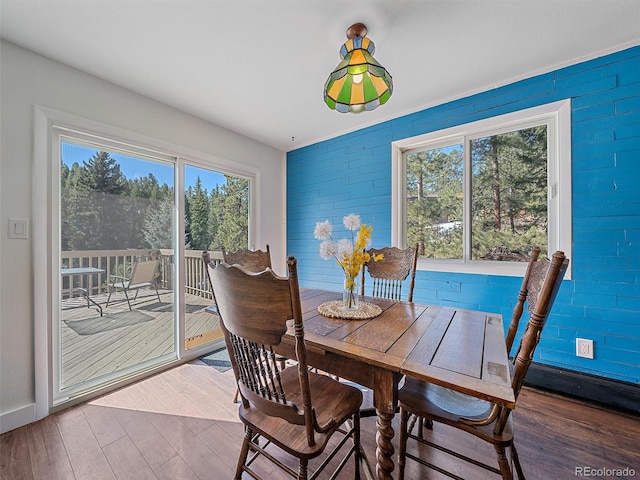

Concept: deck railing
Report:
left=61, top=248, right=223, bottom=300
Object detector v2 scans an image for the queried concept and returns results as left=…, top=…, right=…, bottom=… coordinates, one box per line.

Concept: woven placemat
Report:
left=317, top=300, right=382, bottom=320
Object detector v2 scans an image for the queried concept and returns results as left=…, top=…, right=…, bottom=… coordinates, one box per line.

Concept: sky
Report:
left=61, top=142, right=227, bottom=190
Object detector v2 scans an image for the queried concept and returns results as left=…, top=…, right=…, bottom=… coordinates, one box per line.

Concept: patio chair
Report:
left=397, top=251, right=569, bottom=480
left=208, top=257, right=363, bottom=480
left=106, top=258, right=161, bottom=311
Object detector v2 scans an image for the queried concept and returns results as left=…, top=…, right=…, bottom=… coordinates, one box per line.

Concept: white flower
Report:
left=337, top=238, right=353, bottom=258
left=343, top=214, right=361, bottom=231
left=319, top=240, right=337, bottom=260
left=314, top=220, right=332, bottom=240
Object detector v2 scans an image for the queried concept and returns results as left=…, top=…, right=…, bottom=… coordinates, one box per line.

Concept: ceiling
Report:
left=2, top=1, right=639, bottom=152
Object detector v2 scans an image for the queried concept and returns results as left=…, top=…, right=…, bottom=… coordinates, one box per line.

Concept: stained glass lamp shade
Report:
left=324, top=23, right=393, bottom=114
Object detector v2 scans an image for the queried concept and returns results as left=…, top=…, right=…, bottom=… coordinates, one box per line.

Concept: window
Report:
left=392, top=100, right=572, bottom=277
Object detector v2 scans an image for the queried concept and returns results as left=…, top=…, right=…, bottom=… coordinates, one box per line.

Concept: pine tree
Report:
left=143, top=196, right=174, bottom=249
left=187, top=177, right=210, bottom=251
left=212, top=176, right=248, bottom=251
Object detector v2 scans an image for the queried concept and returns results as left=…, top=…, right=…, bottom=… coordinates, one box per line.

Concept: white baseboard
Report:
left=1, top=403, right=36, bottom=434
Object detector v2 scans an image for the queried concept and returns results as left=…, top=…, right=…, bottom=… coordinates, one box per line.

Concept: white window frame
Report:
left=391, top=99, right=572, bottom=279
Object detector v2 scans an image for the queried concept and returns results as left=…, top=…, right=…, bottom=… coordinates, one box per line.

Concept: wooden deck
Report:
left=61, top=289, right=222, bottom=388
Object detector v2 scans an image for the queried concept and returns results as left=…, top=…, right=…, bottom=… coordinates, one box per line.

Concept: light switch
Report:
left=8, top=218, right=29, bottom=239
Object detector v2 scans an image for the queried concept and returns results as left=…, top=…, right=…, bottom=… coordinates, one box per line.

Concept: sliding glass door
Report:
left=183, top=164, right=249, bottom=351
left=50, top=124, right=253, bottom=405
left=56, top=131, right=177, bottom=400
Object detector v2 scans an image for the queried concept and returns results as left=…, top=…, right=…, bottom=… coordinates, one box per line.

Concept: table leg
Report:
left=373, top=370, right=400, bottom=480
left=375, top=409, right=395, bottom=479
left=84, top=289, right=103, bottom=316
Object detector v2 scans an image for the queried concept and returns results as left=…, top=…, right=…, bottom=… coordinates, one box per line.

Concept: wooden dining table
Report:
left=274, top=288, right=515, bottom=480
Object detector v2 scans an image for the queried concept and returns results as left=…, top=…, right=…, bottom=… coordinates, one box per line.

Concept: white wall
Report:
left=0, top=40, right=286, bottom=432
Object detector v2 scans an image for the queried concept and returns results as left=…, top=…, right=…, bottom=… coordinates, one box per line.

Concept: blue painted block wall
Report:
left=287, top=46, right=640, bottom=385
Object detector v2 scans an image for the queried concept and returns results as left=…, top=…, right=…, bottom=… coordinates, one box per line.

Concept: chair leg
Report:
left=398, top=408, right=408, bottom=480
left=235, top=427, right=253, bottom=480
left=495, top=445, right=514, bottom=480
left=417, top=416, right=433, bottom=438
left=511, top=443, right=525, bottom=480
left=232, top=387, right=239, bottom=403
left=278, top=356, right=287, bottom=370
left=353, top=413, right=361, bottom=480
left=122, top=287, right=132, bottom=311
left=106, top=281, right=122, bottom=308
left=297, top=458, right=308, bottom=480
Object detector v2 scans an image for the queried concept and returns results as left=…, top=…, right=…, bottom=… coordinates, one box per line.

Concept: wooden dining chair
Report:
left=360, top=244, right=418, bottom=302
left=208, top=257, right=363, bottom=480
left=221, top=244, right=272, bottom=272
left=414, top=247, right=546, bottom=439
left=219, top=244, right=289, bottom=401
left=356, top=243, right=419, bottom=419
left=397, top=251, right=569, bottom=480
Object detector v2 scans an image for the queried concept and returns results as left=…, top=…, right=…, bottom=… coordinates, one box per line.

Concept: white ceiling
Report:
left=2, top=0, right=640, bottom=152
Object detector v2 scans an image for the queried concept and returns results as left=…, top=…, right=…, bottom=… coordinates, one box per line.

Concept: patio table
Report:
left=61, top=267, right=105, bottom=316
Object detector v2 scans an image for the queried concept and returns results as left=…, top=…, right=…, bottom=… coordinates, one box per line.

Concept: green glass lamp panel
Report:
left=348, top=64, right=369, bottom=75
left=336, top=79, right=353, bottom=104
left=379, top=90, right=391, bottom=104
left=333, top=55, right=351, bottom=72
left=329, top=67, right=347, bottom=82
left=368, top=64, right=387, bottom=79
left=361, top=74, right=377, bottom=101
left=325, top=96, right=336, bottom=109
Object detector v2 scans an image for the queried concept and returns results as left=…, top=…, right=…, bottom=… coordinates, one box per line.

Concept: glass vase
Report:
left=343, top=276, right=360, bottom=310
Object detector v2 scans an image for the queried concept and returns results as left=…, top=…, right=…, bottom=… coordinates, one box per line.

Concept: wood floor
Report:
left=2, top=361, right=638, bottom=480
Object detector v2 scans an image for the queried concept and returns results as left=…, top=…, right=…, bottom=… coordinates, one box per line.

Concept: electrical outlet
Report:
left=576, top=338, right=594, bottom=359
